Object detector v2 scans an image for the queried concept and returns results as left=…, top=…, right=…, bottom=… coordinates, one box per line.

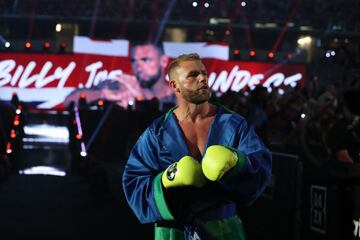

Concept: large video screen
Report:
left=0, top=36, right=305, bottom=109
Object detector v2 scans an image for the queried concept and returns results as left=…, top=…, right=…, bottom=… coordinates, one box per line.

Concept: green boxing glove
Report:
left=162, top=156, right=207, bottom=189
left=202, top=145, right=239, bottom=181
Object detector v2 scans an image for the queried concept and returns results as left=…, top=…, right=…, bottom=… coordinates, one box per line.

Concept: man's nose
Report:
left=198, top=73, right=207, bottom=83
left=134, top=61, right=144, bottom=71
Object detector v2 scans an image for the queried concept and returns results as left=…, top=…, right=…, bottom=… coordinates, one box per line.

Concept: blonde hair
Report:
left=168, top=53, right=201, bottom=80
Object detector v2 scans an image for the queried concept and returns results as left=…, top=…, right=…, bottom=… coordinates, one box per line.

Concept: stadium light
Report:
left=25, top=41, right=31, bottom=50
left=249, top=50, right=256, bottom=57
left=267, top=52, right=275, bottom=59
left=55, top=23, right=62, bottom=32
left=297, top=36, right=312, bottom=49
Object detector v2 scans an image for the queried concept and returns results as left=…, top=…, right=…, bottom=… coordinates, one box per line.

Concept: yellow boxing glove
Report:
left=162, top=156, right=207, bottom=189
left=202, top=145, right=239, bottom=181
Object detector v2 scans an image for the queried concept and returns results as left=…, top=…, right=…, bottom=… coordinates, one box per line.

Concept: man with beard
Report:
left=122, top=53, right=272, bottom=239
left=114, top=42, right=175, bottom=108
left=64, top=42, right=175, bottom=111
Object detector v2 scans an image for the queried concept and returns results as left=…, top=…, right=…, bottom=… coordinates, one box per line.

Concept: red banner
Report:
left=0, top=53, right=132, bottom=89
left=204, top=59, right=305, bottom=92
left=0, top=37, right=306, bottom=109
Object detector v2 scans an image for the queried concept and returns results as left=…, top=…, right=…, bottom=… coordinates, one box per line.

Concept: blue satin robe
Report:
left=122, top=104, right=272, bottom=233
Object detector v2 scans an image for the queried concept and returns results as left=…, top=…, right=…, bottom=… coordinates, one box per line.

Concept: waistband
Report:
left=156, top=201, right=237, bottom=229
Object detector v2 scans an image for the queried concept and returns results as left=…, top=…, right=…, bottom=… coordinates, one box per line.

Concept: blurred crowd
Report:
left=214, top=81, right=360, bottom=169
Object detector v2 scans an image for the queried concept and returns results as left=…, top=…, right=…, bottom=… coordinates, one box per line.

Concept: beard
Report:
left=136, top=69, right=162, bottom=89
left=180, top=87, right=210, bottom=104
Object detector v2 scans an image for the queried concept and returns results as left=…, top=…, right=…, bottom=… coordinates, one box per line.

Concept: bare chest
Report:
left=179, top=117, right=214, bottom=159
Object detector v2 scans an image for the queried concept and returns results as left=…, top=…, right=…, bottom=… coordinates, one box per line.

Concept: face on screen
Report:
left=131, top=44, right=163, bottom=89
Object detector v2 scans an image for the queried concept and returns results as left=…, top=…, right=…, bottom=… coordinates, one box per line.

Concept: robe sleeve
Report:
left=121, top=126, right=174, bottom=224
left=219, top=117, right=272, bottom=206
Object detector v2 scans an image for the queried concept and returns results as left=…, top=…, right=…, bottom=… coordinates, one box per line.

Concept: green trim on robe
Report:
left=153, top=172, right=175, bottom=221
left=154, top=215, right=246, bottom=240
left=154, top=224, right=185, bottom=240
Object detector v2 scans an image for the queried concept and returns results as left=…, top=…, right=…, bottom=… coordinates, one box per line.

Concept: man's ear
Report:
left=169, top=80, right=180, bottom=93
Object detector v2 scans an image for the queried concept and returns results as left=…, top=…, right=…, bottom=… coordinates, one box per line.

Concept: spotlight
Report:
left=231, top=48, right=240, bottom=60
left=325, top=50, right=336, bottom=58
left=55, top=23, right=62, bottom=32
left=267, top=52, right=274, bottom=59
left=6, top=142, right=12, bottom=154
left=297, top=36, right=312, bottom=47
left=25, top=41, right=31, bottom=50
left=10, top=129, right=16, bottom=139
left=13, top=115, right=20, bottom=126
left=97, top=99, right=104, bottom=107
left=249, top=50, right=256, bottom=57
left=5, top=41, right=10, bottom=48
left=43, top=41, right=50, bottom=51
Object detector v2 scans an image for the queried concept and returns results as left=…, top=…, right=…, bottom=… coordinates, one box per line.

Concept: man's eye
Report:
left=189, top=71, right=199, bottom=77
left=142, top=58, right=151, bottom=62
